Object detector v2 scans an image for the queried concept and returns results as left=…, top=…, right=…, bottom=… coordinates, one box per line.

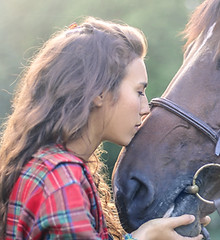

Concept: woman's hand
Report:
left=131, top=215, right=204, bottom=240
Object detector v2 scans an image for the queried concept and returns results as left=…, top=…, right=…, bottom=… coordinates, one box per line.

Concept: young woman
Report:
left=0, top=17, right=209, bottom=239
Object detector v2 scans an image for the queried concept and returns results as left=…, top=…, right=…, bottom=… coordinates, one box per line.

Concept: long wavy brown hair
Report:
left=0, top=17, right=147, bottom=238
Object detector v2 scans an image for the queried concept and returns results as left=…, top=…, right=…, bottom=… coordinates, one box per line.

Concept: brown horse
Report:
left=112, top=0, right=220, bottom=237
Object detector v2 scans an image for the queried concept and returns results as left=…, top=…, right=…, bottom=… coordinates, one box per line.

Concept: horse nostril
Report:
left=114, top=175, right=156, bottom=232
left=128, top=177, right=155, bottom=212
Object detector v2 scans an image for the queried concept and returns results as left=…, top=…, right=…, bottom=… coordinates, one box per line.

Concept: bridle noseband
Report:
left=150, top=97, right=220, bottom=156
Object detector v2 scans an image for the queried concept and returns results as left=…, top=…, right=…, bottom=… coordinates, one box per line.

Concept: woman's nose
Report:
left=140, top=96, right=150, bottom=117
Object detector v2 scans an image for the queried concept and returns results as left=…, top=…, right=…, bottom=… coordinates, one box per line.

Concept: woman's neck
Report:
left=66, top=133, right=101, bottom=162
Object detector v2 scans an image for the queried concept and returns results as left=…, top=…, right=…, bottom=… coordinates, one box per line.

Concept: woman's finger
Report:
left=200, top=216, right=211, bottom=226
left=164, top=215, right=195, bottom=229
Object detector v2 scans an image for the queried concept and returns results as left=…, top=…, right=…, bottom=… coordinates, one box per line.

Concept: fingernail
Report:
left=189, top=215, right=195, bottom=222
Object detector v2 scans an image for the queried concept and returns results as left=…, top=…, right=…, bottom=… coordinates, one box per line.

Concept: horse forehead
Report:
left=186, top=19, right=220, bottom=62
left=200, top=22, right=216, bottom=50
left=167, top=22, right=220, bottom=99
left=185, top=22, right=216, bottom=62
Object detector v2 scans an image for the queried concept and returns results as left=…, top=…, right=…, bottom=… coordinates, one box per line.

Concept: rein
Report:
left=150, top=98, right=220, bottom=156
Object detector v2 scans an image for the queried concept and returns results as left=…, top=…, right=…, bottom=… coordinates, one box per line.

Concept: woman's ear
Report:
left=93, top=94, right=104, bottom=107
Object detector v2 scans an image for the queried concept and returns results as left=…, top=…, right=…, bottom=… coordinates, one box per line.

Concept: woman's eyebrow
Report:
left=139, top=82, right=148, bottom=88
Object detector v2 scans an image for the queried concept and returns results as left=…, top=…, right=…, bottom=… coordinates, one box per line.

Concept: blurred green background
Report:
left=1, top=0, right=220, bottom=238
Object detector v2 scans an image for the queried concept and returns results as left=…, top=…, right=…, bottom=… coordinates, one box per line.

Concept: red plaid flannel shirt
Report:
left=5, top=144, right=109, bottom=239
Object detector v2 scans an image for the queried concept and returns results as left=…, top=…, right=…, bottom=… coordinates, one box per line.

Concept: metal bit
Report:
left=184, top=185, right=199, bottom=194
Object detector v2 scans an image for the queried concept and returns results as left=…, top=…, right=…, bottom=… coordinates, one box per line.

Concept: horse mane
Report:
left=182, top=0, right=220, bottom=51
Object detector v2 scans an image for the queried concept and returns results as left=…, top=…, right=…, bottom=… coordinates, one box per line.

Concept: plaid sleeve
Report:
left=6, top=161, right=104, bottom=239
left=6, top=146, right=109, bottom=240
left=32, top=163, right=103, bottom=239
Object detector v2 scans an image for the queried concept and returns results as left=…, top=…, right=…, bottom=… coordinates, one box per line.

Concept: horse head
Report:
left=112, top=0, right=220, bottom=237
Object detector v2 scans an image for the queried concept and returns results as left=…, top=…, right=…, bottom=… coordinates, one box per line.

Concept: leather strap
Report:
left=150, top=98, right=220, bottom=156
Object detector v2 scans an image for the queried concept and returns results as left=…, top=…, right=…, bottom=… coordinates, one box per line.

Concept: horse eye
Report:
left=217, top=58, right=220, bottom=70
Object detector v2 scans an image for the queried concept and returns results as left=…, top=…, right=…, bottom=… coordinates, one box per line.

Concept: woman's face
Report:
left=102, top=58, right=150, bottom=146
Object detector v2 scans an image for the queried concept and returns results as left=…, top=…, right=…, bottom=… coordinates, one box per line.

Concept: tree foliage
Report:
left=1, top=0, right=191, bottom=120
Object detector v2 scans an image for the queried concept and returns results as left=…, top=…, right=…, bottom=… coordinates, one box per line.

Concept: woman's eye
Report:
left=138, top=91, right=144, bottom=96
